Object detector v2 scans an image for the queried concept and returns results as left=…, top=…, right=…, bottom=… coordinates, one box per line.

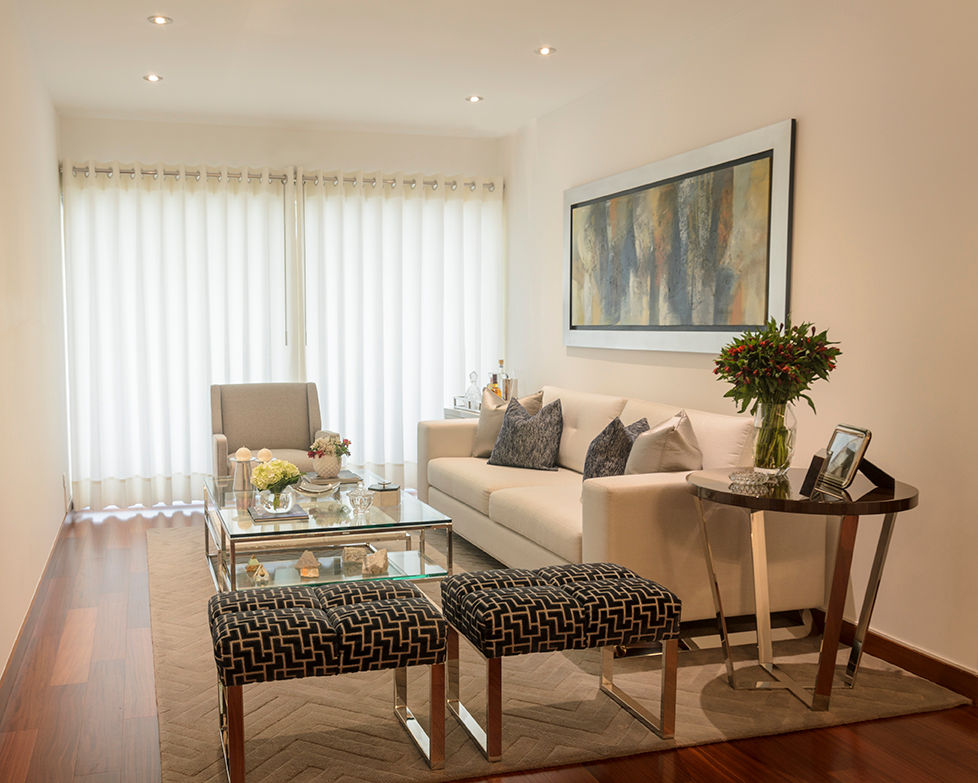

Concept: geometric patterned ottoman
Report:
left=440, top=563, right=681, bottom=761
left=208, top=581, right=446, bottom=781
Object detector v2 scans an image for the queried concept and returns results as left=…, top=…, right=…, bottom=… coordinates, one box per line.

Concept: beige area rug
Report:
left=148, top=526, right=967, bottom=782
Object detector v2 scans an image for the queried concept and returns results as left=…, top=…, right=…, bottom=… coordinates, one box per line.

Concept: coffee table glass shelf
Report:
left=203, top=472, right=452, bottom=592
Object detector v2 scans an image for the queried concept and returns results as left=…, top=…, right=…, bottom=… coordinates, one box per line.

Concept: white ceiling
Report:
left=17, top=0, right=712, bottom=137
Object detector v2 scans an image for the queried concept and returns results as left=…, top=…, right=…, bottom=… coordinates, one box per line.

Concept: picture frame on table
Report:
left=563, top=119, right=795, bottom=354
left=815, top=425, right=872, bottom=495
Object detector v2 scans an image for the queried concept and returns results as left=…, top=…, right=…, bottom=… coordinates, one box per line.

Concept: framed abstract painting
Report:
left=563, top=119, right=795, bottom=353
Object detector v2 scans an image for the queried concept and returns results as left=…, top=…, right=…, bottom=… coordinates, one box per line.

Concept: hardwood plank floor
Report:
left=0, top=508, right=975, bottom=782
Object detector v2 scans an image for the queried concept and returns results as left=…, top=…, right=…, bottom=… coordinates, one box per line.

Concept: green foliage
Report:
left=714, top=317, right=841, bottom=414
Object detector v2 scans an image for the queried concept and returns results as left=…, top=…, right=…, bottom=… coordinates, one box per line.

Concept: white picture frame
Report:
left=563, top=119, right=795, bottom=353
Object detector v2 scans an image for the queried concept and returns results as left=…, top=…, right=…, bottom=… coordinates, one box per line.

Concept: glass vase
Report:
left=258, top=486, right=295, bottom=514
left=752, top=402, right=797, bottom=478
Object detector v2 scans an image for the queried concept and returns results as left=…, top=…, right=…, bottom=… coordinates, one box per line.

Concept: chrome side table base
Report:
left=695, top=496, right=899, bottom=712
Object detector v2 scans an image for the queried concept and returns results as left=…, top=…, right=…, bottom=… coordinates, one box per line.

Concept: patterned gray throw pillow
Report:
left=582, top=417, right=650, bottom=480
left=488, top=398, right=563, bottom=471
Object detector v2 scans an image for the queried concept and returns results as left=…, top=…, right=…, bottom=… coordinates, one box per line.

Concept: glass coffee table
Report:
left=203, top=472, right=453, bottom=592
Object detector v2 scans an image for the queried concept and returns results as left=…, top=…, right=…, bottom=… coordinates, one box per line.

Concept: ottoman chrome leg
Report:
left=218, top=682, right=245, bottom=783
left=600, top=638, right=678, bottom=739
left=446, top=626, right=503, bottom=762
left=393, top=663, right=445, bottom=769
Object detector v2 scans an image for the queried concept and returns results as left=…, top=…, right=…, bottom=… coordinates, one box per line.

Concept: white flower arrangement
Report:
left=251, top=458, right=301, bottom=494
left=308, top=435, right=351, bottom=459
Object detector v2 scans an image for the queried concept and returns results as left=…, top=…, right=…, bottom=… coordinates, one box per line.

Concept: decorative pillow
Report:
left=472, top=389, right=545, bottom=458
left=625, top=410, right=703, bottom=474
left=582, top=417, right=650, bottom=480
left=488, top=398, right=563, bottom=471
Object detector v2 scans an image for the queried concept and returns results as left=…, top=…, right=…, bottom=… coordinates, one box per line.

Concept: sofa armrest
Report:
left=582, top=472, right=828, bottom=622
left=417, top=419, right=478, bottom=503
left=314, top=429, right=339, bottom=441
left=582, top=472, right=701, bottom=573
left=213, top=433, right=229, bottom=478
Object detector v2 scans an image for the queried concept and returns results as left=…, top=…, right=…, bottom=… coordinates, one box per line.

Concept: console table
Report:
left=687, top=468, right=918, bottom=710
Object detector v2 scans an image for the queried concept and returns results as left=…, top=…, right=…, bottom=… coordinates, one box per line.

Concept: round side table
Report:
left=687, top=467, right=918, bottom=711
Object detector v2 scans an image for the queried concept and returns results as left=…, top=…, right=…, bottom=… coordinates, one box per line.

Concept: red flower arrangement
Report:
left=714, top=317, right=841, bottom=414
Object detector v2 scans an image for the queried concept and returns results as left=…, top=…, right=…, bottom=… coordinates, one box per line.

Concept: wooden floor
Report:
left=0, top=510, right=976, bottom=783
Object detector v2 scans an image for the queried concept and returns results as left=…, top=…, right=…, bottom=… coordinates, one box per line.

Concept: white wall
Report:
left=60, top=115, right=504, bottom=175
left=504, top=0, right=978, bottom=671
left=0, top=1, right=69, bottom=675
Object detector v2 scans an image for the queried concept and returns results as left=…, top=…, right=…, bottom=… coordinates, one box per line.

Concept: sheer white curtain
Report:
left=301, top=172, right=504, bottom=471
left=62, top=162, right=295, bottom=508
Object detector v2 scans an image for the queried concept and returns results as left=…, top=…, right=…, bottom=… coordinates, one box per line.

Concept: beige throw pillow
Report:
left=624, top=409, right=703, bottom=474
left=472, top=389, right=544, bottom=458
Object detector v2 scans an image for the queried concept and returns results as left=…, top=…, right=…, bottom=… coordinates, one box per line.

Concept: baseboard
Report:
left=811, top=609, right=977, bottom=704
left=0, top=508, right=72, bottom=720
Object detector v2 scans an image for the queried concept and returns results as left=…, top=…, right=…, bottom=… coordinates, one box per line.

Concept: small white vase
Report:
left=313, top=453, right=342, bottom=479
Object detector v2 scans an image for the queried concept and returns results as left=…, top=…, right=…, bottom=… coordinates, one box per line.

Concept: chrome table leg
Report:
left=695, top=496, right=735, bottom=685
left=844, top=512, right=895, bottom=687
left=812, top=513, right=859, bottom=710
left=749, top=509, right=774, bottom=670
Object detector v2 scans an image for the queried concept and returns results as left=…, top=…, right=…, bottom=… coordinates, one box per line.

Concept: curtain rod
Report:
left=62, top=165, right=497, bottom=192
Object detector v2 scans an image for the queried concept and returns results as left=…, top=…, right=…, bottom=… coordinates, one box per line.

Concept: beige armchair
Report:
left=210, top=382, right=330, bottom=477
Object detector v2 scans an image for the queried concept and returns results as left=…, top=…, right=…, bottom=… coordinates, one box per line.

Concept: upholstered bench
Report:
left=207, top=581, right=446, bottom=781
left=440, top=563, right=681, bottom=761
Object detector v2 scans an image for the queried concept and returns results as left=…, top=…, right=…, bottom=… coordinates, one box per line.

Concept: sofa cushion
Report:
left=625, top=410, right=702, bottom=474
left=427, top=457, right=582, bottom=515
left=488, top=398, right=563, bottom=471
left=583, top=417, right=649, bottom=480
left=542, top=386, right=627, bottom=473
left=620, top=397, right=753, bottom=469
left=488, top=485, right=584, bottom=563
left=472, top=389, right=544, bottom=458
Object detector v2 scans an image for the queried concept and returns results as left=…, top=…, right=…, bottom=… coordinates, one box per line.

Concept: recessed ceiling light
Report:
left=143, top=73, right=163, bottom=82
left=466, top=95, right=483, bottom=103
left=147, top=15, right=172, bottom=25
left=536, top=46, right=557, bottom=56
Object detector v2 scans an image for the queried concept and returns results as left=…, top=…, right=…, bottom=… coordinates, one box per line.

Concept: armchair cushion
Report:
left=211, top=382, right=324, bottom=476
left=218, top=383, right=313, bottom=450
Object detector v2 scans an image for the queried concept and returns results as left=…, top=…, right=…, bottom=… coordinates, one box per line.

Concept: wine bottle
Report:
left=497, top=359, right=512, bottom=399
left=487, top=371, right=502, bottom=398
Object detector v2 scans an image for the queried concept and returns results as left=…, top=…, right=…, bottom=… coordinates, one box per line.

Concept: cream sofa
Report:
left=418, top=386, right=828, bottom=622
